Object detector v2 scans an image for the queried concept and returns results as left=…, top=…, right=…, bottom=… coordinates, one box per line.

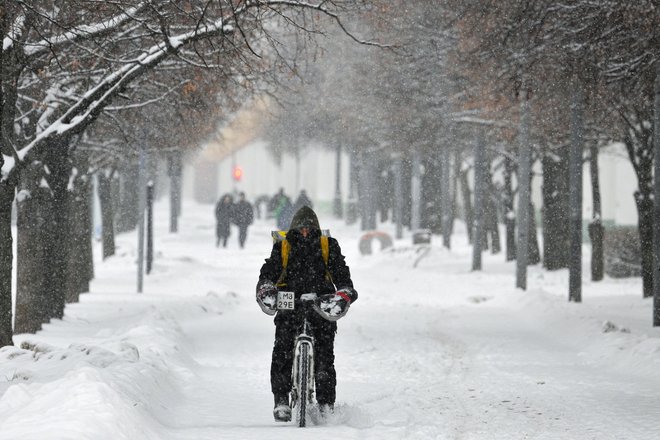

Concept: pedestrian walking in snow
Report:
left=271, top=188, right=293, bottom=230
left=255, top=206, right=358, bottom=422
left=232, top=192, right=254, bottom=248
left=268, top=188, right=286, bottom=215
left=293, top=189, right=313, bottom=213
left=215, top=194, right=233, bottom=247
left=277, top=199, right=293, bottom=231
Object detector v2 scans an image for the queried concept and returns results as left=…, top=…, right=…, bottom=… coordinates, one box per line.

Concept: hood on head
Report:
left=289, top=206, right=320, bottom=230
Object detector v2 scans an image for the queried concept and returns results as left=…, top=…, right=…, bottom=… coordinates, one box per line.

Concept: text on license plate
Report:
left=277, top=291, right=295, bottom=310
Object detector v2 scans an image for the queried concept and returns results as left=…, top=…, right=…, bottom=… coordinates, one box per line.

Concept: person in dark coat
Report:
left=277, top=198, right=293, bottom=231
left=293, top=189, right=313, bottom=213
left=215, top=194, right=233, bottom=247
left=269, top=188, right=287, bottom=216
left=271, top=189, right=293, bottom=230
left=232, top=192, right=254, bottom=248
left=256, top=206, right=358, bottom=422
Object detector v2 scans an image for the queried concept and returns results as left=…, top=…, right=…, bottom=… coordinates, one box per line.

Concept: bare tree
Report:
left=1, top=0, right=375, bottom=344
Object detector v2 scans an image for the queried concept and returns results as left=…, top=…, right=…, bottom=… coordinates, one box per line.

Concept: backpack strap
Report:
left=281, top=239, right=290, bottom=269
left=277, top=237, right=331, bottom=287
left=320, top=236, right=329, bottom=265
left=321, top=235, right=333, bottom=284
left=277, top=240, right=290, bottom=287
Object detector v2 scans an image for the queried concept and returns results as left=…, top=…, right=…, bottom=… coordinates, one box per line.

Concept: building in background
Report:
left=182, top=99, right=350, bottom=215
left=183, top=98, right=637, bottom=226
left=582, top=143, right=637, bottom=226
left=527, top=142, right=637, bottom=227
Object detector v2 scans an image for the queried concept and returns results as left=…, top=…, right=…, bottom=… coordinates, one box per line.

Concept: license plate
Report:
left=277, top=291, right=295, bottom=310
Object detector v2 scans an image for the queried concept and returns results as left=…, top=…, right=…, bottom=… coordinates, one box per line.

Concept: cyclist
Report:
left=256, top=206, right=357, bottom=422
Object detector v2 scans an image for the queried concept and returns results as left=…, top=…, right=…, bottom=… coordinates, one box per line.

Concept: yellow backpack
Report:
left=272, top=231, right=331, bottom=287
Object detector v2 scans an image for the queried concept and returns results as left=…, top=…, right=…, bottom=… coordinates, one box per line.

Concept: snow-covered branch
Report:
left=21, top=3, right=151, bottom=58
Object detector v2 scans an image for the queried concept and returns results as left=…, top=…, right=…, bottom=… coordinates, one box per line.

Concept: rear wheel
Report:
left=297, top=344, right=310, bottom=427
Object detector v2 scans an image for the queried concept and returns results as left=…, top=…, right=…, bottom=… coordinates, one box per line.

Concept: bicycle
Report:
left=276, top=291, right=338, bottom=427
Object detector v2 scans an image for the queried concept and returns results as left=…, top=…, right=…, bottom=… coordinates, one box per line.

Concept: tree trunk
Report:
left=15, top=165, right=52, bottom=333
left=420, top=155, right=441, bottom=233
left=377, top=161, right=393, bottom=223
left=168, top=152, right=183, bottom=233
left=410, top=150, right=422, bottom=232
left=472, top=132, right=485, bottom=271
left=504, top=155, right=516, bottom=261
left=451, top=147, right=461, bottom=236
left=568, top=81, right=584, bottom=303
left=345, top=150, right=359, bottom=226
left=394, top=155, right=403, bottom=239
left=0, top=177, right=15, bottom=345
left=359, top=151, right=377, bottom=231
left=117, top=164, right=139, bottom=233
left=359, top=152, right=378, bottom=231
left=333, top=143, right=343, bottom=218
left=146, top=182, right=154, bottom=275
left=486, top=171, right=501, bottom=254
left=622, top=113, right=654, bottom=299
left=441, top=146, right=452, bottom=249
left=588, top=143, right=604, bottom=282
left=137, top=149, right=147, bottom=293
left=542, top=146, right=570, bottom=270
left=367, top=156, right=378, bottom=230
left=65, top=169, right=93, bottom=303
left=635, top=190, right=654, bottom=298
left=528, top=201, right=541, bottom=265
left=401, top=154, right=412, bottom=229
left=654, top=63, right=660, bottom=326
left=43, top=140, right=72, bottom=320
left=98, top=171, right=116, bottom=259
left=460, top=169, right=474, bottom=244
left=517, top=90, right=532, bottom=290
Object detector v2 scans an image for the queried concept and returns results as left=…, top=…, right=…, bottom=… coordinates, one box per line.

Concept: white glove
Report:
left=256, top=281, right=277, bottom=316
left=317, top=287, right=356, bottom=321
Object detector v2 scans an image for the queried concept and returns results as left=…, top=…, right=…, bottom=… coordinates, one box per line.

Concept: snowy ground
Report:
left=1, top=201, right=659, bottom=439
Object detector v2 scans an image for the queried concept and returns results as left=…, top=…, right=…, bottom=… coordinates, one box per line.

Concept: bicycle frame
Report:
left=289, top=293, right=318, bottom=427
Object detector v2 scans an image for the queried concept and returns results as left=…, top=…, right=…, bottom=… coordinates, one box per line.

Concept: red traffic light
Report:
left=232, top=165, right=243, bottom=181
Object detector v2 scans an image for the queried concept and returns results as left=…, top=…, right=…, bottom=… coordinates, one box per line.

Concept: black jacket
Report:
left=293, top=192, right=313, bottom=213
left=233, top=200, right=254, bottom=227
left=215, top=199, right=233, bottom=235
left=258, top=228, right=356, bottom=301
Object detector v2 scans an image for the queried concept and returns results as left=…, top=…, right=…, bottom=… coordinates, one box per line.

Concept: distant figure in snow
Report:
left=268, top=188, right=286, bottom=216
left=271, top=188, right=293, bottom=231
left=277, top=199, right=294, bottom=231
left=215, top=194, right=233, bottom=247
left=232, top=192, right=254, bottom=248
left=293, top=189, right=313, bottom=213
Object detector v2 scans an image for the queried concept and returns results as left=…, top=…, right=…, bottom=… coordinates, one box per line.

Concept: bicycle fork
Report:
left=291, top=323, right=315, bottom=423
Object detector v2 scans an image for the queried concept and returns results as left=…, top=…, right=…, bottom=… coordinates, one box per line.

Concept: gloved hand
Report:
left=317, top=287, right=356, bottom=321
left=256, top=280, right=278, bottom=316
left=335, top=287, right=357, bottom=303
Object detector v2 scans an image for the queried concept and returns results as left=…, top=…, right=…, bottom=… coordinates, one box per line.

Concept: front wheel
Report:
left=297, top=343, right=310, bottom=427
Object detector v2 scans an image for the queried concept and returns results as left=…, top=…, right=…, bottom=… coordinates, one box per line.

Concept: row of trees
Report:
left=449, top=1, right=660, bottom=324
left=260, top=1, right=660, bottom=325
left=0, top=0, right=375, bottom=346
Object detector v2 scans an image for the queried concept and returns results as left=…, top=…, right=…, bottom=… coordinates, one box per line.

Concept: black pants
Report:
left=238, top=226, right=248, bottom=248
left=271, top=311, right=337, bottom=405
left=216, top=235, right=228, bottom=247
left=216, top=224, right=229, bottom=247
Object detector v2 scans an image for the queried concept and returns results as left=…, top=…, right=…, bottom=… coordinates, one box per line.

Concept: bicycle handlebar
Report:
left=278, top=291, right=345, bottom=322
left=299, top=293, right=318, bottom=303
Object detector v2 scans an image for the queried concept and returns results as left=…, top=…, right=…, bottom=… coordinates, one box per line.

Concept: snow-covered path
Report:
left=1, top=202, right=659, bottom=439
